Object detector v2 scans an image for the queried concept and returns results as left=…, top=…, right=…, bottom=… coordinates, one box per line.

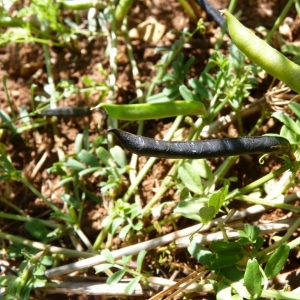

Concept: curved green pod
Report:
left=98, top=100, right=206, bottom=120
left=221, top=10, right=300, bottom=95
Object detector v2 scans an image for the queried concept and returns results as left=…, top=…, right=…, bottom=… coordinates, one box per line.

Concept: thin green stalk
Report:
left=228, top=0, right=238, bottom=13
left=59, top=0, right=105, bottom=10
left=74, top=226, right=95, bottom=252
left=287, top=235, right=300, bottom=249
left=18, top=176, right=61, bottom=214
left=9, top=37, right=61, bottom=47
left=0, top=231, right=94, bottom=258
left=115, top=0, right=134, bottom=25
left=236, top=195, right=300, bottom=213
left=0, top=212, right=61, bottom=229
left=0, top=17, right=59, bottom=42
left=98, top=5, right=118, bottom=146
left=204, top=156, right=238, bottom=191
left=141, top=161, right=183, bottom=216
left=259, top=216, right=300, bottom=258
left=122, top=17, right=144, bottom=208
left=248, top=108, right=269, bottom=136
left=0, top=196, right=26, bottom=215
left=93, top=214, right=114, bottom=250
left=178, top=0, right=198, bottom=23
left=225, top=162, right=299, bottom=201
left=296, top=0, right=300, bottom=15
left=265, top=0, right=295, bottom=43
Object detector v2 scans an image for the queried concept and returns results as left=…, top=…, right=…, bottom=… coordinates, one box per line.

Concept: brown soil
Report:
left=0, top=0, right=299, bottom=299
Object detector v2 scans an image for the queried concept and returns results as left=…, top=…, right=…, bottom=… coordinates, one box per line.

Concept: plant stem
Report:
left=259, top=216, right=300, bottom=258
left=115, top=0, right=134, bottom=26
left=0, top=231, right=94, bottom=258
left=225, top=162, right=299, bottom=201
left=0, top=212, right=61, bottom=228
left=265, top=0, right=295, bottom=43
left=18, top=176, right=61, bottom=214
left=236, top=195, right=300, bottom=213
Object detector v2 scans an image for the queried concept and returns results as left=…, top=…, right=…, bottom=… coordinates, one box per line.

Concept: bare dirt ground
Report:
left=0, top=0, right=299, bottom=299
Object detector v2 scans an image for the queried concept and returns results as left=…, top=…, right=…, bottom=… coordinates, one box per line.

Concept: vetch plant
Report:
left=94, top=249, right=147, bottom=295
left=188, top=224, right=291, bottom=299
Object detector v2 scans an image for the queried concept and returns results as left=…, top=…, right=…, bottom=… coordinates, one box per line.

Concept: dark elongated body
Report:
left=109, top=129, right=291, bottom=159
left=196, top=0, right=225, bottom=28
left=42, top=107, right=92, bottom=117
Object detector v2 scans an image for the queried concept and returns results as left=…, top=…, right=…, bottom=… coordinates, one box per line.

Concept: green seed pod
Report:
left=98, top=100, right=206, bottom=120
left=221, top=10, right=300, bottom=94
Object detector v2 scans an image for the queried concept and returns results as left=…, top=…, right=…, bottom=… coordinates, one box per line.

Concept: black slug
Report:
left=108, top=129, right=291, bottom=159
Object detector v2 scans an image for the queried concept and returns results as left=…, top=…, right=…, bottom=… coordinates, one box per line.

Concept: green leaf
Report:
left=216, top=281, right=232, bottom=300
left=183, top=57, right=196, bottom=78
left=110, top=145, right=127, bottom=167
left=137, top=250, right=147, bottom=273
left=237, top=230, right=249, bottom=239
left=199, top=206, right=215, bottom=224
left=178, top=163, right=203, bottom=195
left=77, top=150, right=100, bottom=167
left=110, top=217, right=124, bottom=235
left=188, top=242, right=212, bottom=266
left=96, top=147, right=116, bottom=167
left=64, top=159, right=86, bottom=171
left=210, top=252, right=243, bottom=269
left=40, top=256, right=54, bottom=266
left=289, top=102, right=300, bottom=119
left=119, top=224, right=132, bottom=239
left=85, top=190, right=102, bottom=204
left=210, top=241, right=242, bottom=253
left=264, top=244, right=290, bottom=279
left=106, top=270, right=126, bottom=286
left=33, top=264, right=46, bottom=276
left=94, top=263, right=113, bottom=274
left=61, top=194, right=79, bottom=209
left=218, top=265, right=244, bottom=281
left=191, top=159, right=213, bottom=180
left=251, top=226, right=260, bottom=241
left=229, top=43, right=245, bottom=76
left=78, top=166, right=101, bottom=177
left=188, top=78, right=211, bottom=99
left=74, top=133, right=83, bottom=153
left=125, top=276, right=141, bottom=295
left=25, top=220, right=49, bottom=241
left=237, top=237, right=252, bottom=246
left=0, top=109, right=18, bottom=137
left=272, top=112, right=300, bottom=135
left=102, top=249, right=115, bottom=264
left=244, top=258, right=262, bottom=299
left=51, top=212, right=75, bottom=224
left=174, top=199, right=204, bottom=222
left=280, top=125, right=300, bottom=144
left=122, top=254, right=132, bottom=266
left=208, top=186, right=228, bottom=212
left=33, top=275, right=47, bottom=288
left=163, top=83, right=180, bottom=96
left=179, top=85, right=198, bottom=101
